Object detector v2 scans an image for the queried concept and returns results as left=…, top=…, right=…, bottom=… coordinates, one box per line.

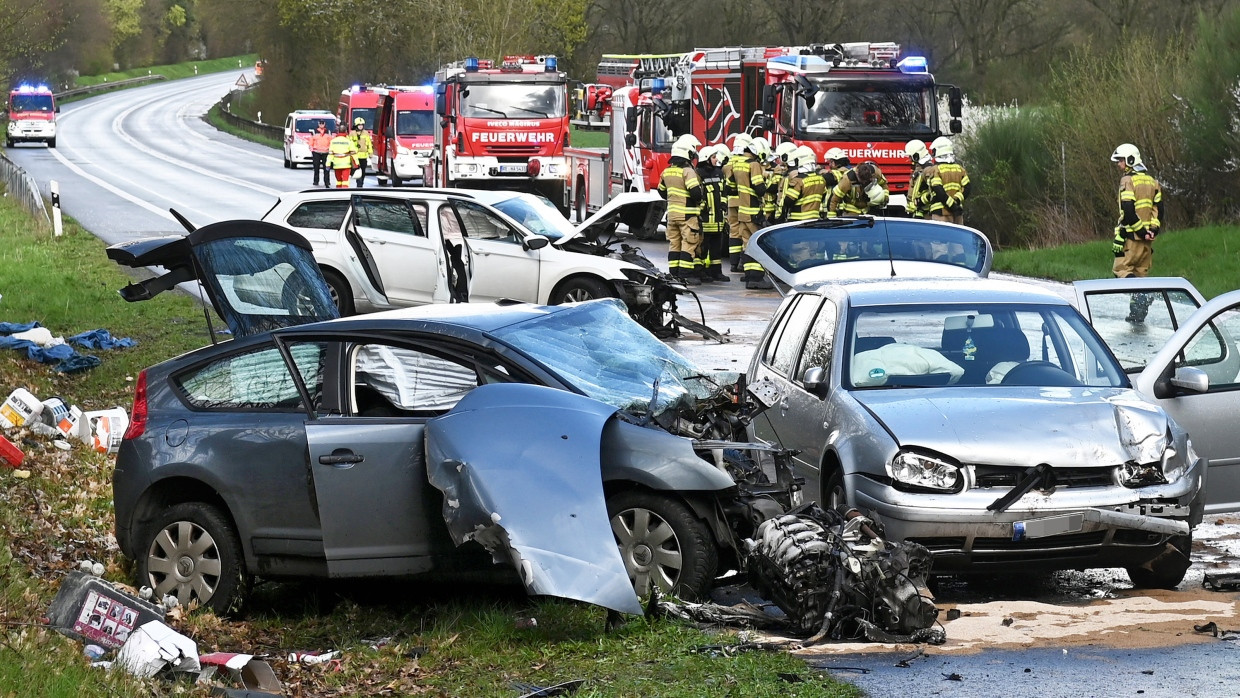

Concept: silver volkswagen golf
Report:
left=747, top=277, right=1206, bottom=588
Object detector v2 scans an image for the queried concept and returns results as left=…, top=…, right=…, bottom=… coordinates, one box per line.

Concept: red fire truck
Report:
left=337, top=84, right=382, bottom=136
left=369, top=85, right=435, bottom=186
left=569, top=43, right=962, bottom=216
left=6, top=84, right=58, bottom=148
left=426, top=56, right=572, bottom=210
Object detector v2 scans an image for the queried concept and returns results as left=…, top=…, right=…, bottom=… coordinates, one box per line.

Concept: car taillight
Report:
left=123, top=370, right=148, bottom=440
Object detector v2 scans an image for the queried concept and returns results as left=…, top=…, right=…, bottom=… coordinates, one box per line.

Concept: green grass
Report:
left=993, top=224, right=1240, bottom=299
left=571, top=126, right=610, bottom=149
left=74, top=54, right=259, bottom=88
left=0, top=195, right=858, bottom=696
left=207, top=101, right=282, bottom=150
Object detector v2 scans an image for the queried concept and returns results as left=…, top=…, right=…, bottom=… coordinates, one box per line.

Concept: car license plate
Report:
left=499, top=164, right=527, bottom=174
left=1012, top=513, right=1084, bottom=541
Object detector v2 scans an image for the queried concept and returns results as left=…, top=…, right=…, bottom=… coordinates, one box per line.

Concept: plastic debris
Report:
left=287, top=650, right=339, bottom=665
left=199, top=653, right=284, bottom=695
left=0, top=435, right=24, bottom=467
left=83, top=407, right=128, bottom=454
left=11, top=469, right=30, bottom=478
left=0, top=388, right=42, bottom=429
left=45, top=570, right=165, bottom=650
left=1203, top=571, right=1240, bottom=591
left=83, top=644, right=106, bottom=660
left=116, top=620, right=201, bottom=677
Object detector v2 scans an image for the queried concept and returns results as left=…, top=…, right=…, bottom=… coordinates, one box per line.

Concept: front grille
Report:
left=906, top=536, right=967, bottom=552
left=972, top=530, right=1107, bottom=551
left=489, top=145, right=541, bottom=155
left=974, top=465, right=1114, bottom=489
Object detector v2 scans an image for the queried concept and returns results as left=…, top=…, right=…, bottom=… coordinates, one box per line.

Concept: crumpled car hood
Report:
left=853, top=387, right=1169, bottom=467
left=425, top=382, right=643, bottom=614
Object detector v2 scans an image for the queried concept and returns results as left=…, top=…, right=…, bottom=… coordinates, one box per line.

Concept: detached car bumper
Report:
left=854, top=455, right=1205, bottom=571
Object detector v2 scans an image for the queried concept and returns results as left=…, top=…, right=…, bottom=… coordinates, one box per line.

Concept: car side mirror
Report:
left=522, top=234, right=550, bottom=251
left=801, top=366, right=827, bottom=394
left=950, top=118, right=963, bottom=135
left=385, top=126, right=394, bottom=138
left=624, top=132, right=637, bottom=149
left=1169, top=366, right=1209, bottom=394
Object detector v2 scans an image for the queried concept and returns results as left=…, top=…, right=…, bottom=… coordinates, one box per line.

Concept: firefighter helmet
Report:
left=749, top=136, right=771, bottom=159
left=792, top=146, right=817, bottom=170
left=905, top=139, right=930, bottom=165
left=354, top=116, right=365, bottom=128
left=712, top=144, right=732, bottom=163
left=1111, top=143, right=1142, bottom=168
left=675, top=134, right=702, bottom=149
left=929, top=136, right=953, bottom=161
left=824, top=147, right=847, bottom=164
left=774, top=141, right=797, bottom=163
left=730, top=133, right=753, bottom=155
left=671, top=140, right=697, bottom=160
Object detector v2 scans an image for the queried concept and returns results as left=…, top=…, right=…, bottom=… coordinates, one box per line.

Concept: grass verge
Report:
left=571, top=126, right=610, bottom=149
left=206, top=102, right=282, bottom=150
left=74, top=54, right=259, bottom=88
left=993, top=224, right=1240, bottom=299
left=0, top=196, right=857, bottom=696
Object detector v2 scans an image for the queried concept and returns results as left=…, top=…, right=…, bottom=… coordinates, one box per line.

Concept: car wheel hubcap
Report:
left=146, top=521, right=223, bottom=608
left=565, top=288, right=594, bottom=302
left=612, top=507, right=682, bottom=595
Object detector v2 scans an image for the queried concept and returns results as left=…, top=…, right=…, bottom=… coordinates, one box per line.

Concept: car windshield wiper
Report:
left=792, top=216, right=876, bottom=229
left=510, top=106, right=551, bottom=118
left=470, top=106, right=508, bottom=117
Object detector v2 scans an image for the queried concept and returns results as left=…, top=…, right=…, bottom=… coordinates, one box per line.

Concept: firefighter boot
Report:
left=1126, top=292, right=1152, bottom=324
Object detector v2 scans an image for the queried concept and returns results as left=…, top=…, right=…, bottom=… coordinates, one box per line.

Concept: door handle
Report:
left=319, top=450, right=363, bottom=466
left=779, top=397, right=789, bottom=413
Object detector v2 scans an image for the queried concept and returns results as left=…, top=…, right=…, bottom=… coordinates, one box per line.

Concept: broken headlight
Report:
left=1119, top=435, right=1181, bottom=488
left=889, top=450, right=961, bottom=492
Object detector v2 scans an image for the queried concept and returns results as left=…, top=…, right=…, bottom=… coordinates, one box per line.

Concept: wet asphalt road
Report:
left=8, top=74, right=1240, bottom=698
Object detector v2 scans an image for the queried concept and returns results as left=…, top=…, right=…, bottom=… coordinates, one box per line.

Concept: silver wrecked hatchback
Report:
left=748, top=277, right=1206, bottom=588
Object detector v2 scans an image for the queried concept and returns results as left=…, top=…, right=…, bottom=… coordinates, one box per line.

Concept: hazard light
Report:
left=465, top=57, right=480, bottom=72
left=545, top=56, right=558, bottom=72
left=652, top=78, right=666, bottom=93
left=528, top=159, right=541, bottom=177
left=15, top=84, right=52, bottom=94
left=897, top=56, right=928, bottom=74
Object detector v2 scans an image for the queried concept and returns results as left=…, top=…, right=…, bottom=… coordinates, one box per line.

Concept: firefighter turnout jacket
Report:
left=658, top=157, right=704, bottom=223
left=350, top=129, right=374, bottom=161
left=732, top=154, right=766, bottom=223
left=927, top=162, right=971, bottom=218
left=782, top=171, right=826, bottom=221
left=698, top=162, right=727, bottom=234
left=826, top=164, right=888, bottom=217
left=328, top=134, right=357, bottom=169
left=1117, top=168, right=1163, bottom=238
left=907, top=164, right=929, bottom=218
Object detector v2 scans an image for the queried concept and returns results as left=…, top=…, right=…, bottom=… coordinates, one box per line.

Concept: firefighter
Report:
left=725, top=133, right=752, bottom=272
left=327, top=121, right=358, bottom=189
left=734, top=137, right=772, bottom=289
left=310, top=121, right=332, bottom=188
left=1110, top=143, right=1164, bottom=323
left=350, top=117, right=374, bottom=188
left=905, top=140, right=932, bottom=218
left=826, top=157, right=889, bottom=217
left=779, top=146, right=826, bottom=222
left=657, top=135, right=705, bottom=285
left=765, top=141, right=797, bottom=223
left=697, top=144, right=731, bottom=282
left=926, top=136, right=970, bottom=224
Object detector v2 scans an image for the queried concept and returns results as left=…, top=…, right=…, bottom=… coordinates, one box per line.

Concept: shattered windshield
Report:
left=800, top=80, right=934, bottom=136
left=494, top=299, right=716, bottom=413
left=491, top=195, right=574, bottom=240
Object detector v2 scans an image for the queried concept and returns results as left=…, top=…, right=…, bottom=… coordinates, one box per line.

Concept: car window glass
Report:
left=286, top=200, right=349, bottom=230
left=1176, top=307, right=1240, bottom=391
left=351, top=343, right=481, bottom=416
left=452, top=201, right=519, bottom=243
left=769, top=296, right=820, bottom=376
left=1082, top=289, right=1199, bottom=373
left=356, top=199, right=423, bottom=237
left=411, top=202, right=428, bottom=233
left=797, top=300, right=838, bottom=381
left=762, top=296, right=802, bottom=367
left=176, top=343, right=324, bottom=410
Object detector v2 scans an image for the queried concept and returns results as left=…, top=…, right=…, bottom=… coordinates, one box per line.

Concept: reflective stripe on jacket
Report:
left=350, top=130, right=373, bottom=159
left=791, top=172, right=825, bottom=221
left=658, top=163, right=703, bottom=222
left=1118, top=170, right=1163, bottom=234
left=733, top=155, right=766, bottom=221
left=328, top=135, right=356, bottom=168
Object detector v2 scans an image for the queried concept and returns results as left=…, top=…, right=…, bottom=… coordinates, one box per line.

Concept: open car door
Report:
left=745, top=217, right=993, bottom=296
left=105, top=220, right=339, bottom=337
left=1075, top=278, right=1240, bottom=513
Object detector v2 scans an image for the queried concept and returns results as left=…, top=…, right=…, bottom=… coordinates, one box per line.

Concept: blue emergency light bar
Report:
left=652, top=78, right=666, bottom=92
left=464, top=57, right=480, bottom=72
left=545, top=56, right=557, bottom=72
left=351, top=84, right=361, bottom=93
left=15, top=84, right=52, bottom=94
left=896, top=56, right=928, bottom=73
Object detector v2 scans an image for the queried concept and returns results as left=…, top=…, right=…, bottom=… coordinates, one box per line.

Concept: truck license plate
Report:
left=1012, top=513, right=1084, bottom=541
left=498, top=164, right=527, bottom=174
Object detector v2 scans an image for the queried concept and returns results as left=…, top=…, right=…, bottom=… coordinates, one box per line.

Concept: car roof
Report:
left=803, top=277, right=1072, bottom=308
left=275, top=188, right=479, bottom=203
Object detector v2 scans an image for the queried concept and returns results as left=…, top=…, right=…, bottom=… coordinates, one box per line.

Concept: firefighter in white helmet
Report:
left=723, top=134, right=752, bottom=271
left=765, top=141, right=798, bottom=222
left=905, top=140, right=932, bottom=218
left=657, top=136, right=705, bottom=284
left=779, top=146, right=826, bottom=223
left=1110, top=143, right=1164, bottom=322
left=697, top=144, right=731, bottom=282
left=925, top=136, right=970, bottom=224
left=733, top=136, right=771, bottom=288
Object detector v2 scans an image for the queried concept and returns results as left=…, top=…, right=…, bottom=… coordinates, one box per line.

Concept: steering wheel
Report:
left=1000, top=360, right=1083, bottom=387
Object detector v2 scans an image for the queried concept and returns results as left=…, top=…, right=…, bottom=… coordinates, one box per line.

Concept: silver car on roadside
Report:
left=747, top=277, right=1206, bottom=588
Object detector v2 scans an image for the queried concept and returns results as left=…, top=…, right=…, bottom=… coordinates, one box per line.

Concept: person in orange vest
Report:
left=309, top=121, right=333, bottom=188
left=327, top=122, right=357, bottom=189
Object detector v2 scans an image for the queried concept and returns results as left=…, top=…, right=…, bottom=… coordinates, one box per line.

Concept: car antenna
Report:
left=882, top=219, right=896, bottom=277
left=169, top=208, right=220, bottom=344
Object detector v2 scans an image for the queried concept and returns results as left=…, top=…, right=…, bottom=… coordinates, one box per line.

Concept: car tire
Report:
left=1126, top=533, right=1192, bottom=590
left=608, top=490, right=717, bottom=600
left=138, top=502, right=247, bottom=616
left=822, top=465, right=846, bottom=511
left=574, top=177, right=586, bottom=223
left=322, top=268, right=355, bottom=316
left=389, top=159, right=402, bottom=187
left=283, top=155, right=291, bottom=168
left=47, top=137, right=55, bottom=149
left=550, top=277, right=613, bottom=305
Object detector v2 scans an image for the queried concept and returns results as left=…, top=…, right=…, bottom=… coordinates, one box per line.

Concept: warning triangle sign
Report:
left=235, top=74, right=250, bottom=88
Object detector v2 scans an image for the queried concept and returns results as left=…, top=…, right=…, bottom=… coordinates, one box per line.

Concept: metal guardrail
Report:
left=218, top=89, right=284, bottom=140
left=0, top=150, right=51, bottom=228
left=56, top=75, right=167, bottom=101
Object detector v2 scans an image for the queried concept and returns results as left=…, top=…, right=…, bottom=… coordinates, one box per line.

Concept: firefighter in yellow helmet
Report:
left=734, top=136, right=772, bottom=288
left=904, top=140, right=932, bottom=218
left=725, top=133, right=753, bottom=271
left=657, top=135, right=705, bottom=284
left=697, top=144, right=731, bottom=282
left=1110, top=143, right=1164, bottom=323
left=327, top=121, right=358, bottom=188
left=349, top=116, right=374, bottom=188
left=925, top=136, right=970, bottom=223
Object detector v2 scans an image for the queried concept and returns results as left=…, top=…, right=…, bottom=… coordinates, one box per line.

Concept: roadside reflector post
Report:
left=50, top=180, right=63, bottom=237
